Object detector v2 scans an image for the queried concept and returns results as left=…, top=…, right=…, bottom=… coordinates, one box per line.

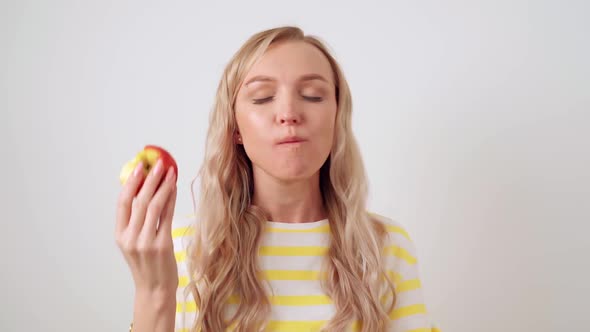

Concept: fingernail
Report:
left=153, top=159, right=163, bottom=175
left=133, top=162, right=144, bottom=177
left=165, top=167, right=175, bottom=181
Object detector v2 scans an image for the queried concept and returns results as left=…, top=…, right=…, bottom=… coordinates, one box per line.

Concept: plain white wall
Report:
left=1, top=1, right=588, bottom=331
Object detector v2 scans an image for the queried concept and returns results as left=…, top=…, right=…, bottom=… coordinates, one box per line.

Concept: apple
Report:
left=119, top=145, right=178, bottom=192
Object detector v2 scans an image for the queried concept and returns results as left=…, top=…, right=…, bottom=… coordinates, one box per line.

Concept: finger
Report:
left=157, top=182, right=177, bottom=239
left=115, top=161, right=145, bottom=235
left=140, top=166, right=176, bottom=239
left=128, top=158, right=165, bottom=232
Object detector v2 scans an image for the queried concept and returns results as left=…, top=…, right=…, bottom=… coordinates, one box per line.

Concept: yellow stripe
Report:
left=178, top=270, right=324, bottom=285
left=266, top=224, right=330, bottom=233
left=261, top=270, right=420, bottom=291
left=228, top=295, right=240, bottom=304
left=178, top=271, right=420, bottom=293
left=176, top=246, right=329, bottom=261
left=177, top=246, right=416, bottom=262
left=387, top=270, right=403, bottom=284
left=233, top=295, right=332, bottom=306
left=172, top=226, right=194, bottom=239
left=385, top=225, right=410, bottom=240
left=261, top=270, right=323, bottom=280
left=386, top=270, right=422, bottom=292
left=176, top=268, right=416, bottom=295
left=397, top=279, right=422, bottom=292
left=385, top=245, right=417, bottom=265
left=389, top=303, right=428, bottom=320
left=177, top=301, right=197, bottom=312
left=269, top=295, right=332, bottom=306
left=178, top=299, right=429, bottom=315
left=175, top=250, right=187, bottom=262
left=178, top=275, right=189, bottom=287
left=177, top=294, right=332, bottom=312
left=265, top=320, right=328, bottom=331
left=177, top=270, right=404, bottom=283
left=259, top=246, right=328, bottom=256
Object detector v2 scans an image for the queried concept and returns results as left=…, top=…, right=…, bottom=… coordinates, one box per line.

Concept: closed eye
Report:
left=303, top=96, right=323, bottom=102
left=252, top=96, right=323, bottom=104
left=252, top=96, right=274, bottom=104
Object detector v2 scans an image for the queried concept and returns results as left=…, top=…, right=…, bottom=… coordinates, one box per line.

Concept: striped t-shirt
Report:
left=171, top=213, right=440, bottom=332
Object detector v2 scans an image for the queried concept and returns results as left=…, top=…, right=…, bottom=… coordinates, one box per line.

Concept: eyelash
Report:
left=252, top=96, right=323, bottom=104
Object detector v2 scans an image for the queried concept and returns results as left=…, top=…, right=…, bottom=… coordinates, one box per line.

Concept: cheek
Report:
left=298, top=108, right=336, bottom=166
left=314, top=104, right=337, bottom=143
left=236, top=108, right=274, bottom=163
left=236, top=109, right=268, bottom=140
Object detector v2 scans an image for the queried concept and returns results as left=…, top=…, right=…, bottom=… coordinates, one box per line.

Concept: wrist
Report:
left=134, top=288, right=176, bottom=313
left=131, top=289, right=176, bottom=332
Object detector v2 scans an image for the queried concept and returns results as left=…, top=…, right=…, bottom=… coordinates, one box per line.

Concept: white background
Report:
left=1, top=1, right=588, bottom=331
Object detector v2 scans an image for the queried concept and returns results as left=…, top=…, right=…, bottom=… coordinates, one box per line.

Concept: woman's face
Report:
left=235, top=41, right=337, bottom=182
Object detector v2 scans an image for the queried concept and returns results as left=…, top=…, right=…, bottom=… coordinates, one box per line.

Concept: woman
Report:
left=116, top=26, right=440, bottom=332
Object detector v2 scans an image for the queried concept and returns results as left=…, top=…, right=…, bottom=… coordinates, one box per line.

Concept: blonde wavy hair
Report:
left=185, top=26, right=396, bottom=331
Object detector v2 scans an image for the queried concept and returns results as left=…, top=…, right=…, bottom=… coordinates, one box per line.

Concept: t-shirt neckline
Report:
left=265, top=218, right=329, bottom=229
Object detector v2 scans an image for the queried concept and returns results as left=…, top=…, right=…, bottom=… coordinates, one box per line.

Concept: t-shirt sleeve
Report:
left=370, top=213, right=442, bottom=332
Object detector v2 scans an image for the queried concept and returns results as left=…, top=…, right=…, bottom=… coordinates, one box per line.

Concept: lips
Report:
left=277, top=136, right=306, bottom=144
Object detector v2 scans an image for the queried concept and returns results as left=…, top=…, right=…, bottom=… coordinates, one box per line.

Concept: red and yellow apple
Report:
left=119, top=145, right=178, bottom=191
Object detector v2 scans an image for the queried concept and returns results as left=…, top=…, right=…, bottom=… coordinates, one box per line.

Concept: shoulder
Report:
left=369, top=212, right=442, bottom=330
left=368, top=211, right=413, bottom=241
left=368, top=211, right=421, bottom=269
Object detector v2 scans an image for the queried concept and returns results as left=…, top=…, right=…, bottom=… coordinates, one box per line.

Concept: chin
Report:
left=251, top=154, right=328, bottom=183
left=273, top=166, right=319, bottom=182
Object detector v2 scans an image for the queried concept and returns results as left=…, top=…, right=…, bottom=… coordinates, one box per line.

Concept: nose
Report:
left=279, top=113, right=299, bottom=125
left=276, top=93, right=302, bottom=126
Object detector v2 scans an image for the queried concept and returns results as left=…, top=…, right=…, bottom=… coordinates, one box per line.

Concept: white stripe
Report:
left=267, top=280, right=326, bottom=296
left=389, top=313, right=432, bottom=331
left=259, top=254, right=324, bottom=270
left=175, top=311, right=195, bottom=330
left=269, top=303, right=336, bottom=321
left=262, top=231, right=329, bottom=246
left=387, top=259, right=420, bottom=280
left=391, top=288, right=428, bottom=308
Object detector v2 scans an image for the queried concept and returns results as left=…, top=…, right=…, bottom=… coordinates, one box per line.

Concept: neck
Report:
left=251, top=167, right=327, bottom=223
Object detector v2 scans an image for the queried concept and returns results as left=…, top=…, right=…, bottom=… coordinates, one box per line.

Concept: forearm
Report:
left=132, top=289, right=176, bottom=332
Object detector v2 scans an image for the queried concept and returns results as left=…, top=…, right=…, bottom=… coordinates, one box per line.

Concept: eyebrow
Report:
left=244, top=73, right=329, bottom=87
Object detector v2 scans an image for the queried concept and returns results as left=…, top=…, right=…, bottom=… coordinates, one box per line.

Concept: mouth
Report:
left=277, top=137, right=307, bottom=145
left=279, top=139, right=305, bottom=144
left=278, top=139, right=305, bottom=145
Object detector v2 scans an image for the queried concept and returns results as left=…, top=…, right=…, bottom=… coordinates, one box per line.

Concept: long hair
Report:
left=185, top=26, right=396, bottom=332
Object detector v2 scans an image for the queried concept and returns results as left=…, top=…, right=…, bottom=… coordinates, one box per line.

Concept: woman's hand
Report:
left=115, top=158, right=179, bottom=297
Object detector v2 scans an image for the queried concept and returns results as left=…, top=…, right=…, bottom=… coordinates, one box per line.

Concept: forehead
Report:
left=243, top=41, right=334, bottom=85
